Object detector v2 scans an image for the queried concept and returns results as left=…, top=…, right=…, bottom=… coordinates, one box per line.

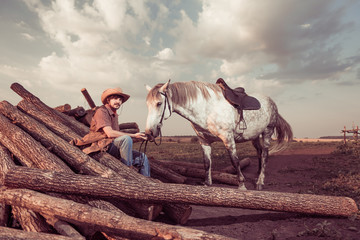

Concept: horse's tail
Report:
left=269, top=114, right=293, bottom=154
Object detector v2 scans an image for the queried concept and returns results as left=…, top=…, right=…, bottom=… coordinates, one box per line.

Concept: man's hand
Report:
left=133, top=132, right=148, bottom=140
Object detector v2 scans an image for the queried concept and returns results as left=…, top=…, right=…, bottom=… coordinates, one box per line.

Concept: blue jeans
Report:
left=107, top=135, right=150, bottom=177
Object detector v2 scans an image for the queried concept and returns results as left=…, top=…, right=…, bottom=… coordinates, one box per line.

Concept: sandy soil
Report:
left=178, top=145, right=359, bottom=240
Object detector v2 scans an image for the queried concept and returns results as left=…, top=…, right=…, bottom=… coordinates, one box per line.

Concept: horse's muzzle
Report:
left=145, top=129, right=155, bottom=141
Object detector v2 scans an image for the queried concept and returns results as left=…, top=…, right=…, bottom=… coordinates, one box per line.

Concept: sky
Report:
left=1, top=0, right=360, bottom=139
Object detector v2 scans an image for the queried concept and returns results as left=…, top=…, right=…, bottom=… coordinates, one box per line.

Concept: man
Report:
left=74, top=87, right=150, bottom=177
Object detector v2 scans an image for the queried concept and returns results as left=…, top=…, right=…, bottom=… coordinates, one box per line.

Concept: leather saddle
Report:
left=216, top=78, right=260, bottom=130
left=216, top=78, right=260, bottom=111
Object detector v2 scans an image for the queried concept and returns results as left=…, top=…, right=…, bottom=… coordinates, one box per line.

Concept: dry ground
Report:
left=154, top=140, right=359, bottom=240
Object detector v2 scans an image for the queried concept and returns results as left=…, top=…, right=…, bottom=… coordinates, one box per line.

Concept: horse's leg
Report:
left=224, top=139, right=247, bottom=190
left=256, top=127, right=274, bottom=190
left=199, top=142, right=212, bottom=186
left=252, top=137, right=262, bottom=173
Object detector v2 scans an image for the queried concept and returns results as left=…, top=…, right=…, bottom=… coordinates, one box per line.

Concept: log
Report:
left=0, top=188, right=234, bottom=240
left=17, top=99, right=192, bottom=224
left=92, top=152, right=192, bottom=224
left=81, top=88, right=96, bottom=109
left=149, top=160, right=187, bottom=184
left=0, top=101, right=117, bottom=177
left=119, top=122, right=139, bottom=131
left=10, top=82, right=89, bottom=136
left=221, top=157, right=250, bottom=174
left=151, top=158, right=239, bottom=185
left=17, top=100, right=80, bottom=141
left=0, top=226, right=80, bottom=240
left=0, top=114, right=71, bottom=172
left=63, top=106, right=86, bottom=118
left=1, top=100, right=162, bottom=221
left=0, top=115, right=154, bottom=238
left=0, top=143, right=54, bottom=233
left=0, top=144, right=12, bottom=226
left=43, top=214, right=85, bottom=239
left=77, top=109, right=94, bottom=127
left=120, top=128, right=139, bottom=134
left=155, top=157, right=250, bottom=174
left=54, top=104, right=71, bottom=113
left=11, top=206, right=53, bottom=233
left=5, top=166, right=358, bottom=218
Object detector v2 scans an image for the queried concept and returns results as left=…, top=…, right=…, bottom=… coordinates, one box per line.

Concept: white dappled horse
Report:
left=145, top=80, right=293, bottom=190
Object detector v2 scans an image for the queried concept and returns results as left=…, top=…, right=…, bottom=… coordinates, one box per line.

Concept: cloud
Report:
left=21, top=32, right=35, bottom=41
left=11, top=0, right=359, bottom=100
left=155, top=48, right=174, bottom=60
left=170, top=0, right=358, bottom=83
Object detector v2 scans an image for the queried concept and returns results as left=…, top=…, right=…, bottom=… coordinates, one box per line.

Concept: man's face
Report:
left=108, top=96, right=123, bottom=110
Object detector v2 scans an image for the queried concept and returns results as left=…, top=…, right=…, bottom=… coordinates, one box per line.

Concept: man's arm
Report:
left=102, top=126, right=147, bottom=140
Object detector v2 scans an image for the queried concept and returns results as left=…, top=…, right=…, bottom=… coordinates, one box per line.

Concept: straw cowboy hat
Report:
left=101, top=87, right=130, bottom=104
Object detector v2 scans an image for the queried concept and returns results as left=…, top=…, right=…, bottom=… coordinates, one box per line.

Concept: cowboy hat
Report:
left=101, top=87, right=130, bottom=104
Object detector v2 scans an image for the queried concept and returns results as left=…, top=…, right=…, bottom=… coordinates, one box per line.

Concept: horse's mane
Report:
left=147, top=81, right=222, bottom=105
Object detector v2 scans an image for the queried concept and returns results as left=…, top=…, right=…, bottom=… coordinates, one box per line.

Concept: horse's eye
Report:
left=156, top=102, right=162, bottom=107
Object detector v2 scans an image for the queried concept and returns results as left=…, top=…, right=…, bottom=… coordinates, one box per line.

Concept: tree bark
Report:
left=43, top=214, right=85, bottom=239
left=1, top=101, right=162, bottom=221
left=0, top=115, right=73, bottom=173
left=10, top=82, right=89, bottom=136
left=119, top=122, right=139, bottom=131
left=0, top=188, right=234, bottom=240
left=4, top=166, right=359, bottom=218
left=4, top=167, right=359, bottom=217
left=0, top=101, right=117, bottom=177
left=54, top=104, right=71, bottom=113
left=0, top=226, right=81, bottom=240
left=0, top=143, right=54, bottom=233
left=150, top=160, right=187, bottom=184
left=17, top=99, right=192, bottom=224
left=151, top=158, right=240, bottom=185
left=0, top=144, right=12, bottom=226
left=63, top=106, right=86, bottom=118
left=11, top=206, right=53, bottom=233
left=81, top=88, right=96, bottom=109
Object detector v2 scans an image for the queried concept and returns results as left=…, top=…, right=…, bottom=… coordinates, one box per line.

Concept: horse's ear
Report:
left=160, top=79, right=170, bottom=93
left=145, top=85, right=152, bottom=92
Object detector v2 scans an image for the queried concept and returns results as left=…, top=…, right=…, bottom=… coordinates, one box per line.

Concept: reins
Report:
left=138, top=91, right=171, bottom=160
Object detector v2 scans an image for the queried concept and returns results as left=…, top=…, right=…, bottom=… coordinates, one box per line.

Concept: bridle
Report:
left=139, top=91, right=172, bottom=160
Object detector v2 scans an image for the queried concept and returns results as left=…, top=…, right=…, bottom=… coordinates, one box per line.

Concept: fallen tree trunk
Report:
left=150, top=160, right=187, bottom=184
left=10, top=82, right=89, bottom=136
left=17, top=99, right=192, bottom=224
left=0, top=143, right=56, bottom=233
left=0, top=226, right=81, bottom=240
left=0, top=188, right=233, bottom=240
left=4, top=166, right=359, bottom=218
left=119, top=122, right=139, bottom=131
left=81, top=88, right=96, bottom=109
left=43, top=214, right=85, bottom=240
left=154, top=157, right=250, bottom=173
left=54, top=104, right=71, bottom=113
left=0, top=101, right=118, bottom=177
left=63, top=106, right=86, bottom=118
left=0, top=113, right=72, bottom=172
left=151, top=157, right=240, bottom=185
left=0, top=102, right=162, bottom=221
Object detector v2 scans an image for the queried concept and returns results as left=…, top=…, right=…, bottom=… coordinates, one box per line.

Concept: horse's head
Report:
left=145, top=80, right=172, bottom=141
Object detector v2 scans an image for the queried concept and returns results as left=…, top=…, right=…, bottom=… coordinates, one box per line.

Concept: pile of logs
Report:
left=0, top=83, right=359, bottom=240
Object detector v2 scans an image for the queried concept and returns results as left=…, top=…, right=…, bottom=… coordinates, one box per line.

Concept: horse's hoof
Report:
left=256, top=184, right=264, bottom=191
left=238, top=184, right=247, bottom=190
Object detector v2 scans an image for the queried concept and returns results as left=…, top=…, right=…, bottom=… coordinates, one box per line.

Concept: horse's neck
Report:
left=172, top=99, right=209, bottom=127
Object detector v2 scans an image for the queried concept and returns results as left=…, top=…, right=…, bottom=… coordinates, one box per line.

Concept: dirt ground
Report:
left=178, top=144, right=359, bottom=240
